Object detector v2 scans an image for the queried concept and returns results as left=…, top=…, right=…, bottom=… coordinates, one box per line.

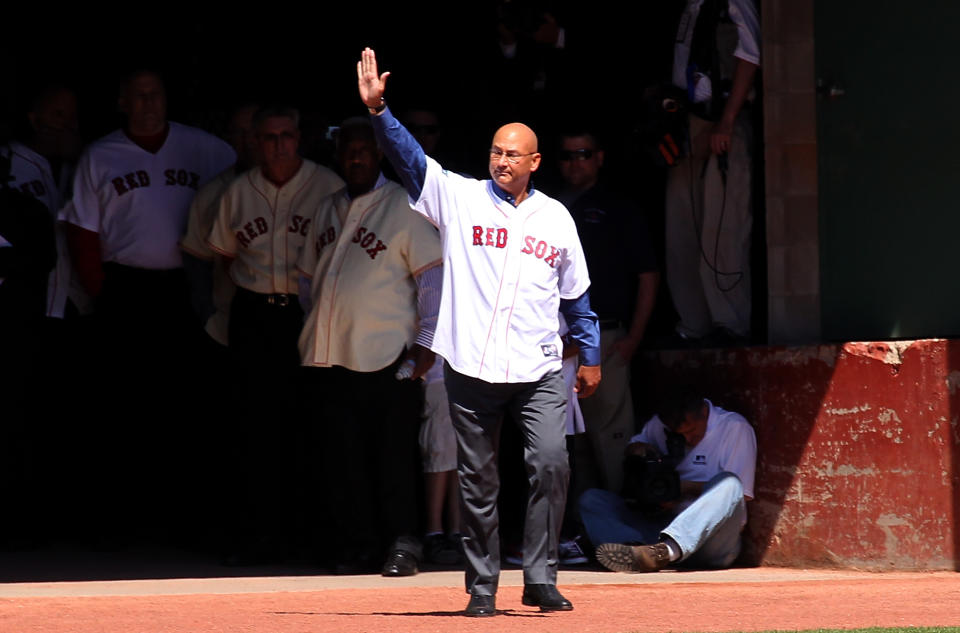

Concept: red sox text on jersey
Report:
left=314, top=225, right=388, bottom=260
left=110, top=168, right=201, bottom=196
left=471, top=225, right=560, bottom=268
left=236, top=214, right=311, bottom=248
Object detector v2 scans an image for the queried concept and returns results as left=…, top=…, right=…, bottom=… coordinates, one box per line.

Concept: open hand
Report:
left=357, top=47, right=391, bottom=109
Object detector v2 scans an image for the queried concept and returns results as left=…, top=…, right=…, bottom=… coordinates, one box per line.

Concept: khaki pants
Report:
left=576, top=326, right=636, bottom=495
left=665, top=113, right=753, bottom=338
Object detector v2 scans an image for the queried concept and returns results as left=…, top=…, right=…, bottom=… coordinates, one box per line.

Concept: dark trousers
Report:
left=444, top=366, right=569, bottom=596
left=226, top=287, right=306, bottom=551
left=307, top=356, right=423, bottom=563
left=84, top=263, right=202, bottom=541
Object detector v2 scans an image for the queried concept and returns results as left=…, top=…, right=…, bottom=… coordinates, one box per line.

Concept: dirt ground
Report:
left=2, top=566, right=959, bottom=633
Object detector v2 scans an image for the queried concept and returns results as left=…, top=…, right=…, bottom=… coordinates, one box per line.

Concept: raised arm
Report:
left=357, top=47, right=427, bottom=200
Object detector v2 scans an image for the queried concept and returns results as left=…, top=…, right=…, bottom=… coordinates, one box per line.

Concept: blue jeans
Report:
left=579, top=472, right=747, bottom=568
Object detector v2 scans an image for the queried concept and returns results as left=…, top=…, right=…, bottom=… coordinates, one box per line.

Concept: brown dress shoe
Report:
left=596, top=542, right=672, bottom=572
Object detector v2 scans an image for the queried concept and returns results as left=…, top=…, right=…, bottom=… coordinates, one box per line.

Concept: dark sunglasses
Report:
left=558, top=149, right=594, bottom=161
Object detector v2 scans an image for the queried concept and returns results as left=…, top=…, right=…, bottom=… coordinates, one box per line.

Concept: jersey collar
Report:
left=345, top=171, right=388, bottom=202
left=491, top=179, right=535, bottom=207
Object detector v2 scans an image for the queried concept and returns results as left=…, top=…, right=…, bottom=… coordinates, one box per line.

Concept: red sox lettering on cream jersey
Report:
left=207, top=159, right=343, bottom=295
left=297, top=179, right=441, bottom=372
left=414, top=156, right=590, bottom=383
left=65, top=122, right=236, bottom=270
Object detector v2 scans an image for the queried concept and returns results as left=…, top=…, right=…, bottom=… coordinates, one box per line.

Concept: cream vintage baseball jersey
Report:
left=180, top=165, right=241, bottom=345
left=412, top=156, right=590, bottom=384
left=207, top=159, right=343, bottom=295
left=5, top=141, right=80, bottom=317
left=64, top=122, right=235, bottom=270
left=297, top=179, right=441, bottom=372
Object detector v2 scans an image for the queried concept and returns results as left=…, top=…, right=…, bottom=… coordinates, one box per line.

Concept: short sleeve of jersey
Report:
left=729, top=0, right=761, bottom=66
left=718, top=415, right=757, bottom=498
left=64, top=150, right=102, bottom=232
left=207, top=185, right=239, bottom=258
left=181, top=171, right=231, bottom=259
left=413, top=156, right=473, bottom=229
left=556, top=209, right=591, bottom=300
left=402, top=208, right=442, bottom=276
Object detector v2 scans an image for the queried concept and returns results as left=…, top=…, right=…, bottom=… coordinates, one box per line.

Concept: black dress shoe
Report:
left=521, top=584, right=573, bottom=611
left=464, top=594, right=496, bottom=617
left=381, top=549, right=418, bottom=577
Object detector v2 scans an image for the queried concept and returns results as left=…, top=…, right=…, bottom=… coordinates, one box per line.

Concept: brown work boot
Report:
left=596, top=542, right=672, bottom=572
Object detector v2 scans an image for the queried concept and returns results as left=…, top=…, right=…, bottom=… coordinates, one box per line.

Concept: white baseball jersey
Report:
left=180, top=165, right=240, bottom=345
left=64, top=122, right=235, bottom=270
left=207, top=159, right=343, bottom=295
left=297, top=179, right=441, bottom=372
left=4, top=142, right=79, bottom=317
left=412, top=156, right=590, bottom=383
left=631, top=400, right=757, bottom=499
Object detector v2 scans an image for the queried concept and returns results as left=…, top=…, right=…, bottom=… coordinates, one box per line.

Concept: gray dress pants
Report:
left=444, top=365, right=569, bottom=596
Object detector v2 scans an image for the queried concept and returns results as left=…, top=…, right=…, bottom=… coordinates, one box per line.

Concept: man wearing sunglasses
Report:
left=358, top=47, right=601, bottom=617
left=556, top=131, right=660, bottom=501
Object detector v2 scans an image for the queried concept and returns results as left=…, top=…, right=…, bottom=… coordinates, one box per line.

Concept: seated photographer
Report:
left=579, top=387, right=756, bottom=572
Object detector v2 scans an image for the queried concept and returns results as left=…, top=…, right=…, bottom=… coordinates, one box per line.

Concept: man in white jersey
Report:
left=358, top=47, right=601, bottom=616
left=207, top=105, right=343, bottom=563
left=298, top=117, right=440, bottom=576
left=208, top=104, right=343, bottom=371
left=2, top=85, right=86, bottom=543
left=4, top=85, right=85, bottom=319
left=579, top=387, right=756, bottom=572
left=65, top=71, right=236, bottom=289
left=62, top=69, right=235, bottom=542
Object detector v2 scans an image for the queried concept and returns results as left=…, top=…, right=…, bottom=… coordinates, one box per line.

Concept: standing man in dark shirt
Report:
left=557, top=131, right=659, bottom=497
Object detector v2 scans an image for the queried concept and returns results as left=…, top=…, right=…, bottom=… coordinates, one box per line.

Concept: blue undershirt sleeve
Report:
left=559, top=289, right=601, bottom=366
left=370, top=106, right=427, bottom=201
left=414, top=263, right=442, bottom=349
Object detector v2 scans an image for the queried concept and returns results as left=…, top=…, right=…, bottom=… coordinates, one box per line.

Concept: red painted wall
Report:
left=636, top=340, right=960, bottom=570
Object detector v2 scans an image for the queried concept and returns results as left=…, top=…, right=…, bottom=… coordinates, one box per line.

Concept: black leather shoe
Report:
left=521, top=584, right=573, bottom=611
left=381, top=549, right=418, bottom=577
left=464, top=594, right=496, bottom=617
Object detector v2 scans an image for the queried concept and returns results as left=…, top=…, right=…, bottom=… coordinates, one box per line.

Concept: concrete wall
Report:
left=761, top=0, right=821, bottom=344
left=636, top=339, right=960, bottom=570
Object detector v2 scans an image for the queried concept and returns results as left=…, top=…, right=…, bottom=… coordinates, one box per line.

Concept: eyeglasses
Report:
left=557, top=149, right=594, bottom=162
left=489, top=149, right=537, bottom=164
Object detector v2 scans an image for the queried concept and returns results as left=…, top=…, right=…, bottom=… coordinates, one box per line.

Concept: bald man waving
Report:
left=358, top=48, right=601, bottom=617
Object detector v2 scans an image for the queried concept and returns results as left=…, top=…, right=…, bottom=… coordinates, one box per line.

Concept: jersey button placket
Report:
left=274, top=194, right=288, bottom=293
left=495, top=219, right=520, bottom=380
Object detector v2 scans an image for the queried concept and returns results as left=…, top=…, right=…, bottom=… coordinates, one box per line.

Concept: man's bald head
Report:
left=488, top=122, right=541, bottom=200
left=493, top=122, right=538, bottom=154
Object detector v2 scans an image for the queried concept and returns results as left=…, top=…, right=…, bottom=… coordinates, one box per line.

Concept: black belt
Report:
left=236, top=286, right=295, bottom=307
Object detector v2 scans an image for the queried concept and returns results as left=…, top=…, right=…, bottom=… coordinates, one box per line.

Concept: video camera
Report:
left=620, top=431, right=686, bottom=511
